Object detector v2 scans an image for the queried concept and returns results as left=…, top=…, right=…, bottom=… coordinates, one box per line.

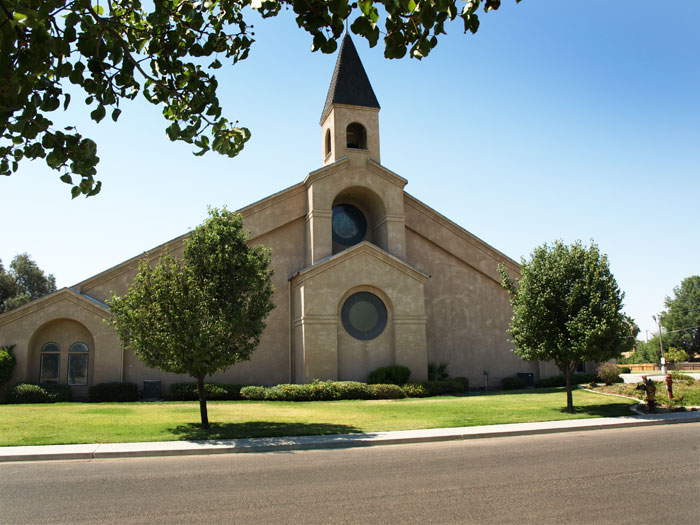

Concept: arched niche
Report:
left=331, top=186, right=388, bottom=254
left=28, top=318, right=95, bottom=396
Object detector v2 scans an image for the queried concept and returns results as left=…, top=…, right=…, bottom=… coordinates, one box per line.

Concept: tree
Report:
left=0, top=253, right=57, bottom=312
left=662, top=276, right=700, bottom=359
left=499, top=240, right=631, bottom=413
left=109, top=208, right=274, bottom=428
left=1, top=0, right=518, bottom=198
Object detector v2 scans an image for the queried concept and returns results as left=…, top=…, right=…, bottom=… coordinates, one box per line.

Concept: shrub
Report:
left=3, top=383, right=71, bottom=404
left=423, top=380, right=464, bottom=396
left=501, top=376, right=526, bottom=390
left=402, top=382, right=431, bottom=398
left=428, top=362, right=450, bottom=381
left=367, top=365, right=411, bottom=385
left=368, top=384, right=405, bottom=399
left=596, top=363, right=621, bottom=385
left=617, top=366, right=631, bottom=374
left=169, top=382, right=244, bottom=401
left=88, top=382, right=139, bottom=402
left=334, top=381, right=373, bottom=400
left=0, top=345, right=17, bottom=388
left=454, top=376, right=469, bottom=390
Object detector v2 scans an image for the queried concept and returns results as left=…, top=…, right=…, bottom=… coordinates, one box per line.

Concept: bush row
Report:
left=240, top=379, right=467, bottom=401
left=2, top=383, right=72, bottom=404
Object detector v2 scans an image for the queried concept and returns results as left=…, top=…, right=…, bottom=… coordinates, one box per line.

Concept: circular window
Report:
left=332, top=204, right=367, bottom=246
left=341, top=292, right=387, bottom=340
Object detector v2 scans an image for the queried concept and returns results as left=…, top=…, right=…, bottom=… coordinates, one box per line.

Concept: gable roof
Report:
left=321, top=33, right=380, bottom=122
left=0, top=288, right=110, bottom=326
left=290, top=241, right=429, bottom=285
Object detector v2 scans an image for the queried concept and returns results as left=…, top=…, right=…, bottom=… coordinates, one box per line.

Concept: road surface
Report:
left=1, top=423, right=698, bottom=524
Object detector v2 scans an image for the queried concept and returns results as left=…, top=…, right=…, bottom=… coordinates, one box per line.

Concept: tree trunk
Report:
left=565, top=369, right=574, bottom=413
left=197, top=375, right=209, bottom=429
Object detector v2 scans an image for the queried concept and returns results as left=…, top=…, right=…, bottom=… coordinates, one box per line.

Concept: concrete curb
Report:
left=2, top=411, right=699, bottom=463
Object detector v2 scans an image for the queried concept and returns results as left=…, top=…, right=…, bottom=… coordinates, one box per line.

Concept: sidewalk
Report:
left=2, top=410, right=699, bottom=463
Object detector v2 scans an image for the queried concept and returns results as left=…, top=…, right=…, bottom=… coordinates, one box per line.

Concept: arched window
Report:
left=346, top=123, right=367, bottom=149
left=68, top=342, right=89, bottom=386
left=341, top=292, right=388, bottom=340
left=325, top=129, right=332, bottom=158
left=40, top=343, right=61, bottom=383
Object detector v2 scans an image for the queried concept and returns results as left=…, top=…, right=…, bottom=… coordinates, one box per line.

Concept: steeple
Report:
left=320, top=33, right=381, bottom=166
left=321, top=33, right=380, bottom=123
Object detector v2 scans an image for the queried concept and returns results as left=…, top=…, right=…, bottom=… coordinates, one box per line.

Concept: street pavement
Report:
left=2, top=408, right=699, bottom=463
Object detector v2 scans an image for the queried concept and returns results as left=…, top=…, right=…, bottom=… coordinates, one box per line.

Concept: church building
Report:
left=0, top=35, right=544, bottom=398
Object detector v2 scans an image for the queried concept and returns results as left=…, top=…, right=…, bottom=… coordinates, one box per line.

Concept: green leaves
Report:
left=2, top=0, right=516, bottom=199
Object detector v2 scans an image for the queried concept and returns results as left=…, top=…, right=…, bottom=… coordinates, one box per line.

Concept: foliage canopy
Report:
left=1, top=0, right=519, bottom=197
left=109, top=207, right=274, bottom=427
left=0, top=254, right=57, bottom=313
left=662, top=275, right=700, bottom=358
left=499, top=240, right=631, bottom=412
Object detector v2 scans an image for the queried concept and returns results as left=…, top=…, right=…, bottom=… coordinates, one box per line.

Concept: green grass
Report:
left=596, top=377, right=700, bottom=408
left=0, top=388, right=637, bottom=447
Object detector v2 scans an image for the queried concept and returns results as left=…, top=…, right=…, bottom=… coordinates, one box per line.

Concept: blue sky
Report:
left=2, top=1, right=698, bottom=339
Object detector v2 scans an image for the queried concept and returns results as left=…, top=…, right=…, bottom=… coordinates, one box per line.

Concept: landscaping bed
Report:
left=591, top=373, right=700, bottom=409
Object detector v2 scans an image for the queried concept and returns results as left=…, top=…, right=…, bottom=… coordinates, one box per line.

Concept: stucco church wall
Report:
left=404, top=210, right=535, bottom=387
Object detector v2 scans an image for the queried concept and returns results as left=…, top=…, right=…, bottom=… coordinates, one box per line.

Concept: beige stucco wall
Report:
left=292, top=243, right=428, bottom=383
left=403, top=196, right=533, bottom=387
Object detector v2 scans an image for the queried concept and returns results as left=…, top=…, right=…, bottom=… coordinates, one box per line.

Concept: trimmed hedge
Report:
left=240, top=380, right=467, bottom=401
left=617, top=366, right=632, bottom=374
left=88, top=382, right=139, bottom=402
left=240, top=381, right=409, bottom=401
left=367, top=365, right=411, bottom=385
left=501, top=376, right=526, bottom=390
left=3, top=383, right=72, bottom=404
left=169, top=382, right=245, bottom=401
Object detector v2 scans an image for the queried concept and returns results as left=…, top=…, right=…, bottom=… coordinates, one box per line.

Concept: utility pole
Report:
left=653, top=314, right=667, bottom=375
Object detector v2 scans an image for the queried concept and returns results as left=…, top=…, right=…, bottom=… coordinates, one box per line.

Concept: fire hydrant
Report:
left=665, top=374, right=674, bottom=401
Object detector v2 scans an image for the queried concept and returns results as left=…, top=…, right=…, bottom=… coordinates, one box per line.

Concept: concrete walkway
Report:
left=2, top=409, right=699, bottom=463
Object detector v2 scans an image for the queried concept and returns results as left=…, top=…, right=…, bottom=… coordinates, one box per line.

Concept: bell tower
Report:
left=320, top=34, right=381, bottom=165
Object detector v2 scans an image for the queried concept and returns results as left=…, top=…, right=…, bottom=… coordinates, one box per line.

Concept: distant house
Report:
left=0, top=35, right=561, bottom=398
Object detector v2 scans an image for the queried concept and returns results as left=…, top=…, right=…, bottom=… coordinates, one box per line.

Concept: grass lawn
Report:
left=0, top=388, right=637, bottom=447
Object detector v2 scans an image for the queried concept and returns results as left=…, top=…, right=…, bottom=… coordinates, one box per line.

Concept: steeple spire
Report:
left=321, top=33, right=380, bottom=123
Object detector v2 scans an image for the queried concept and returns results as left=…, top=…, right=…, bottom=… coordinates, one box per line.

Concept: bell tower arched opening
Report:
left=346, top=123, right=367, bottom=150
left=331, top=186, right=387, bottom=255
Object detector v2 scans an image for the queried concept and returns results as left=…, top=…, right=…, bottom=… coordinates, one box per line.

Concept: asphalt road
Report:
left=1, top=423, right=699, bottom=524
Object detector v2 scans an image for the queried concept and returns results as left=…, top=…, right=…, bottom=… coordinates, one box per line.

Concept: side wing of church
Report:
left=0, top=35, right=547, bottom=397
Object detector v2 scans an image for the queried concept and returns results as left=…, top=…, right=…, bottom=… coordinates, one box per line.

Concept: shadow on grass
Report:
left=168, top=421, right=364, bottom=442
left=557, top=403, right=635, bottom=417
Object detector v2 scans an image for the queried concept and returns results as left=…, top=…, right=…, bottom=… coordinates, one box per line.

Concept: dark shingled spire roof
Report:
left=321, top=33, right=380, bottom=121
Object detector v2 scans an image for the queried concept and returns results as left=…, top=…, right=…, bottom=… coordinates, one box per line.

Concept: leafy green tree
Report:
left=665, top=347, right=688, bottom=364
left=662, top=276, right=700, bottom=359
left=1, top=0, right=518, bottom=197
left=109, top=208, right=274, bottom=428
left=499, top=240, right=631, bottom=413
left=0, top=254, right=57, bottom=313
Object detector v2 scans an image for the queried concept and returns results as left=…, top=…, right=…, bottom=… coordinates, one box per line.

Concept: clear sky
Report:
left=1, top=1, right=698, bottom=340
